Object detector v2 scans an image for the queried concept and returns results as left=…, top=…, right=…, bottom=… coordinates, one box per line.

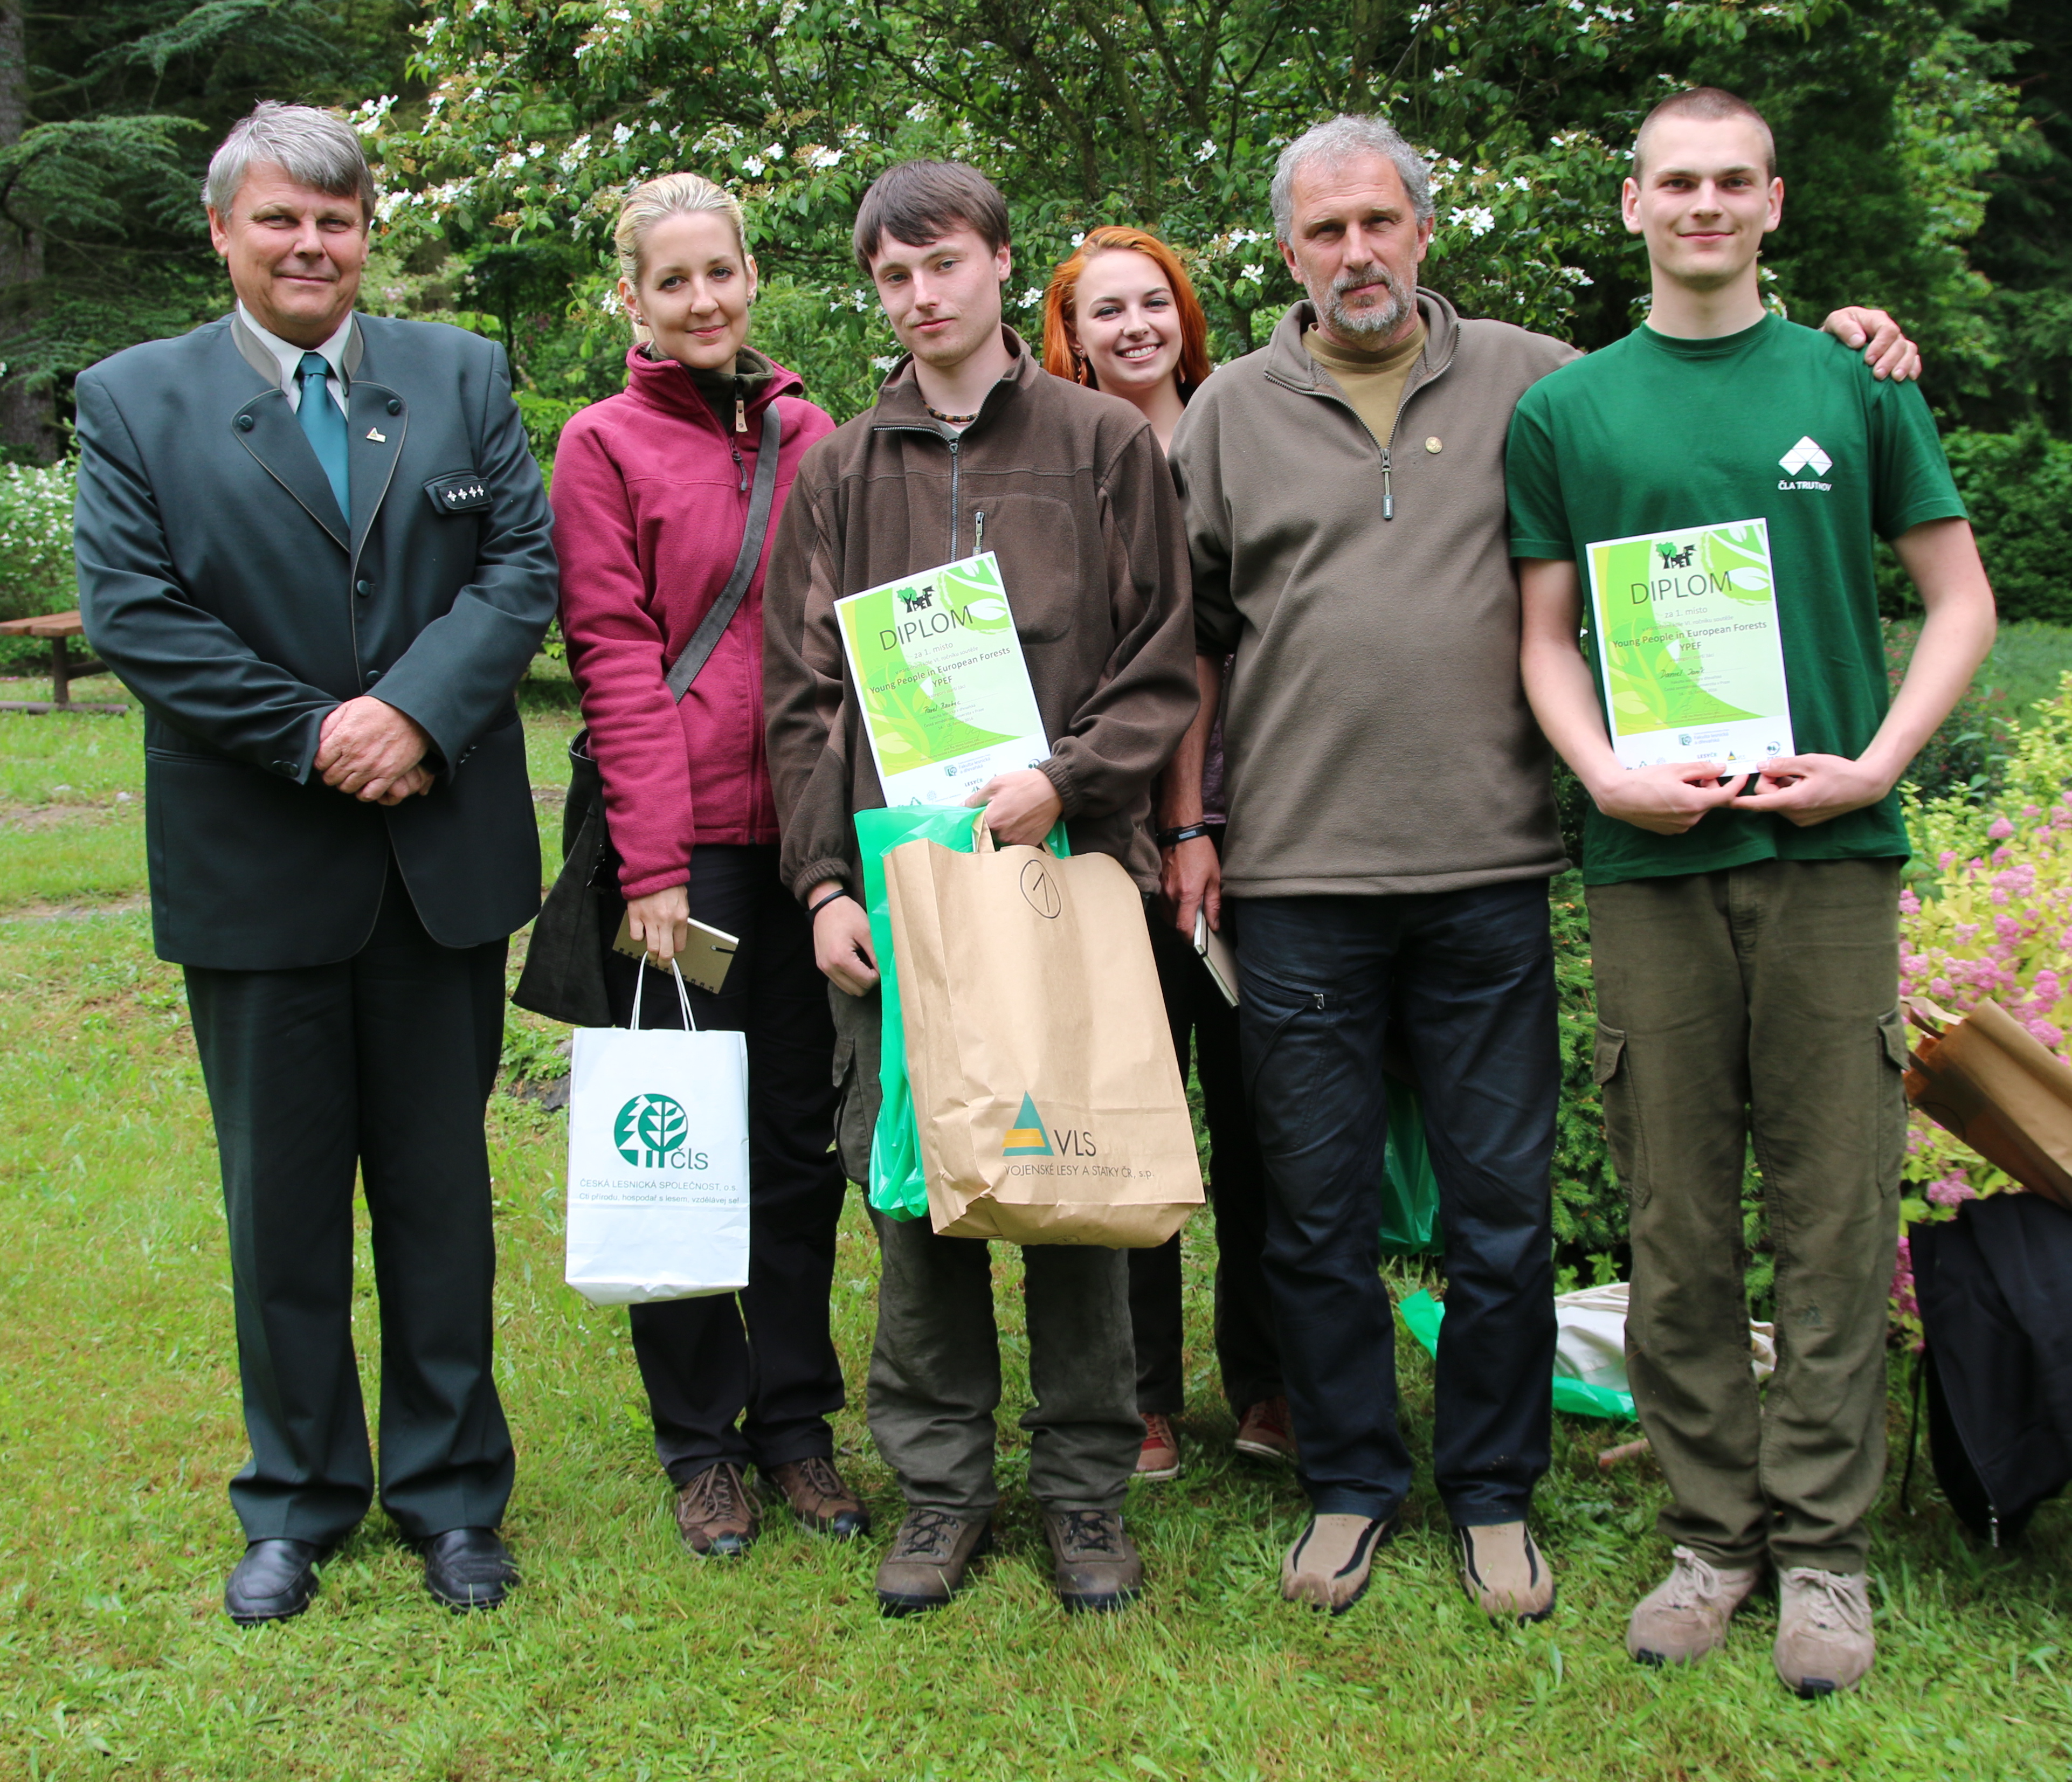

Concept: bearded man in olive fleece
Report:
left=1165, top=112, right=1922, bottom=1622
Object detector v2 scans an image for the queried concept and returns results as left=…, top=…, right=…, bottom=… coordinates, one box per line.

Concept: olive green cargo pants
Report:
left=828, top=984, right=1141, bottom=1515
left=1587, top=858, right=1908, bottom=1574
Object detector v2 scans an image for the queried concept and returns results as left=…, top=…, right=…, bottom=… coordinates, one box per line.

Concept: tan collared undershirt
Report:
left=1304, top=317, right=1428, bottom=448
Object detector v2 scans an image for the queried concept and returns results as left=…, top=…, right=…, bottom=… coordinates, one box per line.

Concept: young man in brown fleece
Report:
left=761, top=160, right=1198, bottom=1617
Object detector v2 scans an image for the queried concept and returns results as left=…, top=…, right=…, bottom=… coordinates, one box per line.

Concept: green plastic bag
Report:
left=1396, top=1288, right=1638, bottom=1421
left=1378, top=1076, right=1442, bottom=1256
left=854, top=807, right=1070, bottom=1221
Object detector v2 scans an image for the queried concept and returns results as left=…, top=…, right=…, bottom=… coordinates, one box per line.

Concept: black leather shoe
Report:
left=422, top=1527, right=517, bottom=1612
left=224, top=1538, right=325, bottom=1625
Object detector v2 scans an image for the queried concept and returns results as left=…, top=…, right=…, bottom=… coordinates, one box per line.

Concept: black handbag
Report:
left=513, top=401, right=783, bottom=1025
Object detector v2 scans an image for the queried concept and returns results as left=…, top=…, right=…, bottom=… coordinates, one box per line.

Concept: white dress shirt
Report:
left=238, top=303, right=354, bottom=415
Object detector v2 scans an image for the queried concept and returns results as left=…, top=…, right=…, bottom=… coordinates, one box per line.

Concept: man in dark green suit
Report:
left=73, top=103, right=557, bottom=1624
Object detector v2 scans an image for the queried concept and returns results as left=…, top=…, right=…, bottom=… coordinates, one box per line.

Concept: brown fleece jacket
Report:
left=1171, top=290, right=1577, bottom=896
left=763, top=329, right=1198, bottom=900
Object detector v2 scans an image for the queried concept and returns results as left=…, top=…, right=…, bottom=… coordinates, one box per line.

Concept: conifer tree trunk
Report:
left=0, top=0, right=58, bottom=461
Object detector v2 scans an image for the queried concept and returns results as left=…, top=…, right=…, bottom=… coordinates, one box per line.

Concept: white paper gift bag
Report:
left=564, top=963, right=751, bottom=1306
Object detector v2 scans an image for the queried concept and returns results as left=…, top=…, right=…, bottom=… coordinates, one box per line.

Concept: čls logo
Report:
left=1003, top=1092, right=1096, bottom=1158
left=613, top=1094, right=710, bottom=1171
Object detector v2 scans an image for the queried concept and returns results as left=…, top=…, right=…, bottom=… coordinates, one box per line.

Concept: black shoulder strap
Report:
left=664, top=400, right=783, bottom=703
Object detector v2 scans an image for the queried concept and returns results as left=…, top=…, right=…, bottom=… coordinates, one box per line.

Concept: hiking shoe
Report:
left=673, top=1461, right=759, bottom=1558
left=1136, top=1414, right=1180, bottom=1482
left=1281, top=1512, right=1392, bottom=1615
left=767, top=1456, right=871, bottom=1539
left=1626, top=1545, right=1763, bottom=1666
left=875, top=1508, right=992, bottom=1617
left=1234, top=1396, right=1298, bottom=1464
left=1041, top=1508, right=1143, bottom=1613
left=1458, top=1521, right=1556, bottom=1623
left=1774, top=1567, right=1875, bottom=1697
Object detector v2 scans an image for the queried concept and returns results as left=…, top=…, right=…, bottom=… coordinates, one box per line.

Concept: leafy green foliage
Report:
left=0, top=459, right=76, bottom=621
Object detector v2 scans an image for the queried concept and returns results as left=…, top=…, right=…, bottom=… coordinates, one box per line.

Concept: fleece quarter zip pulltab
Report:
left=1379, top=448, right=1394, bottom=521
left=973, top=509, right=985, bottom=555
left=734, top=388, right=748, bottom=434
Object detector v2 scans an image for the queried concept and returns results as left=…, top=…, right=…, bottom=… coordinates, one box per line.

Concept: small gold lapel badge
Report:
left=367, top=428, right=387, bottom=443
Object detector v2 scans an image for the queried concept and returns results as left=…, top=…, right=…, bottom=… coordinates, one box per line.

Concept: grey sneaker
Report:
left=1457, top=1521, right=1556, bottom=1624
left=1774, top=1567, right=1874, bottom=1697
left=1627, top=1545, right=1763, bottom=1666
left=1281, top=1512, right=1392, bottom=1615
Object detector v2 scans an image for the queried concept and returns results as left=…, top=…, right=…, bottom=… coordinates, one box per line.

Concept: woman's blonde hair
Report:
left=612, top=171, right=751, bottom=297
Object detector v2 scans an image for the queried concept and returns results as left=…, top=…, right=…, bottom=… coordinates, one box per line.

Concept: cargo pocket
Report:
left=830, top=1020, right=872, bottom=1187
left=1592, top=1022, right=1648, bottom=1212
left=1876, top=1006, right=1910, bottom=1189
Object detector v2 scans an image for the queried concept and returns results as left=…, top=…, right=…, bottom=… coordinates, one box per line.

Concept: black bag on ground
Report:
left=1909, top=1191, right=2072, bottom=1545
left=513, top=403, right=781, bottom=1026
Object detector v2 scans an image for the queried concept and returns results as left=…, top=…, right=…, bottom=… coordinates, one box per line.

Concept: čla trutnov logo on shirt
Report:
left=613, top=1094, right=709, bottom=1170
left=1778, top=436, right=1834, bottom=493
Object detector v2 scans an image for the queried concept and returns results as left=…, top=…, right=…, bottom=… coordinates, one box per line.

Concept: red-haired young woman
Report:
left=1042, top=228, right=1293, bottom=1483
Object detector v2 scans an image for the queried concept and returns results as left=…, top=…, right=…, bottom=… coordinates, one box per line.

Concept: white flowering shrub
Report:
left=0, top=460, right=78, bottom=624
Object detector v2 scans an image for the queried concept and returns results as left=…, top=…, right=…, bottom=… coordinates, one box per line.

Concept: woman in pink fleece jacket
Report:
left=552, top=172, right=864, bottom=1559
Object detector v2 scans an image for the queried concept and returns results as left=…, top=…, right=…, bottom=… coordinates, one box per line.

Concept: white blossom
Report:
left=1195, top=137, right=1218, bottom=163
left=1240, top=263, right=1264, bottom=282
left=1449, top=205, right=1496, bottom=236
left=612, top=121, right=634, bottom=146
left=765, top=143, right=785, bottom=161
left=742, top=155, right=766, bottom=176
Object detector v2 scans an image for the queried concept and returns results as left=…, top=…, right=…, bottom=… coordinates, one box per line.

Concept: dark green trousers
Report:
left=184, top=861, right=515, bottom=1546
left=1587, top=858, right=1908, bottom=1573
left=831, top=985, right=1141, bottom=1514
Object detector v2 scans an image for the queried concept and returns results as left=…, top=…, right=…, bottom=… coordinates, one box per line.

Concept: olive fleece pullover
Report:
left=762, top=329, right=1199, bottom=901
left=1171, top=289, right=1576, bottom=896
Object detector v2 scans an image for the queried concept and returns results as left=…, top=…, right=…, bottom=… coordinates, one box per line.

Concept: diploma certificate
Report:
left=835, top=552, right=1051, bottom=806
left=1583, top=517, right=1794, bottom=771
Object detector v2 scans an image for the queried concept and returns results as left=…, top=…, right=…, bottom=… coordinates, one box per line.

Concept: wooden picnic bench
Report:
left=0, top=611, right=129, bottom=715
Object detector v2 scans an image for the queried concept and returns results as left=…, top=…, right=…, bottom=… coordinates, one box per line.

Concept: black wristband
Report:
left=1157, top=822, right=1216, bottom=849
left=806, top=886, right=852, bottom=919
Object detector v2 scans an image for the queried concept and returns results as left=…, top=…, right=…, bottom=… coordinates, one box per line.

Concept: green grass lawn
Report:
left=3, top=696, right=2071, bottom=1779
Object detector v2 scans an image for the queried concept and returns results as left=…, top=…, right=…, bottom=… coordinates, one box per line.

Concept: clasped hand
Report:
left=315, top=696, right=433, bottom=804
left=964, top=768, right=1063, bottom=846
left=1593, top=752, right=1892, bottom=834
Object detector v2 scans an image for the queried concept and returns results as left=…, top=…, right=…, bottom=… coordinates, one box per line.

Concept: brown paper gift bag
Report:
left=1903, top=996, right=2072, bottom=1210
left=883, top=817, right=1204, bottom=1245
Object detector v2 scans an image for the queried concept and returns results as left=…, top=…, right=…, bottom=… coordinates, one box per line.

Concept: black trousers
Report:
left=1131, top=906, right=1281, bottom=1415
left=605, top=843, right=847, bottom=1483
left=184, top=857, right=514, bottom=1546
left=1234, top=880, right=1557, bottom=1525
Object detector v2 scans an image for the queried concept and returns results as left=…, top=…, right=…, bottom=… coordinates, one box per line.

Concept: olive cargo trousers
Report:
left=1587, top=857, right=1908, bottom=1574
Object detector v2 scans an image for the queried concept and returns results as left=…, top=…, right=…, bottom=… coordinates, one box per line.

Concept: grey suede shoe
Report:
left=875, top=1507, right=992, bottom=1616
left=1627, top=1545, right=1763, bottom=1666
left=1774, top=1567, right=1874, bottom=1697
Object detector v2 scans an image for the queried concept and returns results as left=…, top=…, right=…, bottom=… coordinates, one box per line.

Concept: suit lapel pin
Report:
left=367, top=427, right=387, bottom=442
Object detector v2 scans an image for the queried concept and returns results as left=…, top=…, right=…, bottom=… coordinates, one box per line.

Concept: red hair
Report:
left=1041, top=226, right=1212, bottom=401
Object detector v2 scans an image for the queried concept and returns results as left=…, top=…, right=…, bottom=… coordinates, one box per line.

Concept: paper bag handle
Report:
left=632, top=956, right=698, bottom=1032
left=970, top=807, right=1060, bottom=858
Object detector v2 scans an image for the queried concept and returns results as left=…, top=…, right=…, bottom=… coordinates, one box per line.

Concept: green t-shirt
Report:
left=1505, top=314, right=1966, bottom=886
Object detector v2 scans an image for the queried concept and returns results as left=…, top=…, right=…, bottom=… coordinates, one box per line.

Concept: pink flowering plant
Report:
left=1891, top=675, right=2072, bottom=1340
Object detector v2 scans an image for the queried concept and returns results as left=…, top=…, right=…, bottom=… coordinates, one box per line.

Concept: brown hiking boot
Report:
left=1773, top=1567, right=1874, bottom=1697
left=1136, top=1413, right=1180, bottom=1482
left=766, top=1456, right=871, bottom=1539
left=1040, top=1508, right=1143, bottom=1613
left=1235, top=1395, right=1299, bottom=1463
left=875, top=1507, right=992, bottom=1616
left=673, top=1461, right=759, bottom=1558
left=1627, top=1545, right=1763, bottom=1666
left=1458, top=1521, right=1556, bottom=1624
left=1282, top=1512, right=1392, bottom=1615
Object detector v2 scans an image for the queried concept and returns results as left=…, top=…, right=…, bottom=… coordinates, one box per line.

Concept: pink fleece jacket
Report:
left=552, top=347, right=834, bottom=900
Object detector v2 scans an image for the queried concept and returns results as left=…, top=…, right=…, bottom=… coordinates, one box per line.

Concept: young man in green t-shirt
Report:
left=1508, top=88, right=1995, bottom=1696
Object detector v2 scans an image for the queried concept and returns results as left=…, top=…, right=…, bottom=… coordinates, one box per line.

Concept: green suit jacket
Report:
left=73, top=311, right=558, bottom=969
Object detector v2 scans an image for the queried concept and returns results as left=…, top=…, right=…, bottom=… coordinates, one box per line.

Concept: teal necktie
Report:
left=296, top=350, right=350, bottom=520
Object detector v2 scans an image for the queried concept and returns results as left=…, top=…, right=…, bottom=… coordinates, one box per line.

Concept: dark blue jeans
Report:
left=1234, top=879, right=1558, bottom=1525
